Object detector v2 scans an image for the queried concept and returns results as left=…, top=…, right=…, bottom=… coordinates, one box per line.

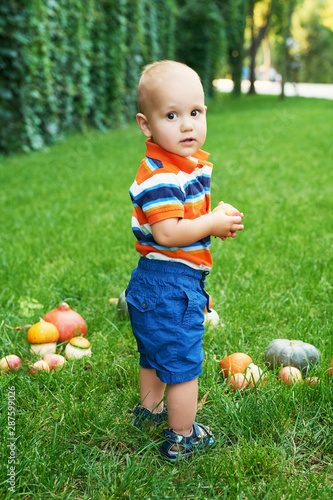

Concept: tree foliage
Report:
left=218, top=0, right=249, bottom=96
left=292, top=0, right=333, bottom=83
left=176, top=0, right=224, bottom=97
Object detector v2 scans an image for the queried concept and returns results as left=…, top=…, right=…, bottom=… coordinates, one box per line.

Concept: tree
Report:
left=247, top=0, right=276, bottom=94
left=292, top=0, right=333, bottom=83
left=218, top=0, right=249, bottom=96
left=176, top=0, right=224, bottom=97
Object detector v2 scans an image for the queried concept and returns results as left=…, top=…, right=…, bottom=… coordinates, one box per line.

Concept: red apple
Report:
left=244, top=363, right=264, bottom=388
left=28, top=360, right=50, bottom=374
left=279, top=366, right=302, bottom=385
left=0, top=355, right=22, bottom=373
left=305, top=376, right=320, bottom=387
left=43, top=353, right=66, bottom=370
left=228, top=372, right=248, bottom=393
left=328, top=360, right=333, bottom=377
left=220, top=202, right=242, bottom=217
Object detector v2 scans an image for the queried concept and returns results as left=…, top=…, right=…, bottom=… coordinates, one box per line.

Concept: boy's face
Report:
left=137, top=67, right=207, bottom=157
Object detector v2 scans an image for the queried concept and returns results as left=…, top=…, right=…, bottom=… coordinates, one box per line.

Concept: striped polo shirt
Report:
left=129, top=140, right=213, bottom=270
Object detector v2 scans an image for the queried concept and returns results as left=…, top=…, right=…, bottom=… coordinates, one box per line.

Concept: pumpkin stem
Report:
left=59, top=303, right=70, bottom=310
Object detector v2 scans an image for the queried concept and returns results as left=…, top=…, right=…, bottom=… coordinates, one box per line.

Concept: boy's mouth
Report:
left=181, top=137, right=195, bottom=144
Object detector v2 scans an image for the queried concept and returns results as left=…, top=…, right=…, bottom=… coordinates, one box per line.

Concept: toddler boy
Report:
left=126, top=60, right=244, bottom=461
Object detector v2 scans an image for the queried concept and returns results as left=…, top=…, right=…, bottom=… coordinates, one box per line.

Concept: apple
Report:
left=43, top=353, right=66, bottom=370
left=228, top=372, right=248, bottom=393
left=212, top=202, right=242, bottom=217
left=244, top=363, right=264, bottom=388
left=28, top=360, right=50, bottom=374
left=0, top=355, right=22, bottom=373
left=328, top=360, right=333, bottom=377
left=212, top=204, right=226, bottom=214
left=305, top=376, right=320, bottom=386
left=279, top=366, right=302, bottom=385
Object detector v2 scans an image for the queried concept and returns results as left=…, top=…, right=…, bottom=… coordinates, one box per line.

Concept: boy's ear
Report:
left=136, top=113, right=152, bottom=138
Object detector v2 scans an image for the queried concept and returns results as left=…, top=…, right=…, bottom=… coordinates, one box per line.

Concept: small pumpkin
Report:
left=27, top=320, right=59, bottom=356
left=220, top=352, right=252, bottom=378
left=265, top=339, right=321, bottom=375
left=65, top=336, right=92, bottom=360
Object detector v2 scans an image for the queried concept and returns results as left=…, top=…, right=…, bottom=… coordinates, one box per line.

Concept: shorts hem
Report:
left=139, top=359, right=202, bottom=384
left=157, top=368, right=202, bottom=384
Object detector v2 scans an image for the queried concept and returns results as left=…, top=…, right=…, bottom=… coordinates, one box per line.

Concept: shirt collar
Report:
left=144, top=139, right=212, bottom=174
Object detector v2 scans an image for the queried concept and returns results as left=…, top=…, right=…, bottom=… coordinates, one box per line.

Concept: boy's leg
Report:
left=166, top=378, right=198, bottom=435
left=140, top=367, right=166, bottom=412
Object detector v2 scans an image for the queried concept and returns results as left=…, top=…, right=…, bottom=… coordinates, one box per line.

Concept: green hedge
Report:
left=0, top=0, right=178, bottom=154
left=0, top=0, right=234, bottom=154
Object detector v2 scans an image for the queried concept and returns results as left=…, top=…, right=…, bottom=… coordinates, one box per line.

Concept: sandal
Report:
left=132, top=404, right=168, bottom=428
left=160, top=423, right=214, bottom=461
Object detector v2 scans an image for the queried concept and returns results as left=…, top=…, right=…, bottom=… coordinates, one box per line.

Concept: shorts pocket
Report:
left=126, top=289, right=157, bottom=314
left=182, top=289, right=206, bottom=326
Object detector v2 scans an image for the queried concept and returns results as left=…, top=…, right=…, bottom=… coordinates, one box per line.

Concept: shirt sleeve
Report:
left=130, top=170, right=185, bottom=225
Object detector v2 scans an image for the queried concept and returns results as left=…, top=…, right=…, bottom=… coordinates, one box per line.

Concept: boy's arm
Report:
left=151, top=210, right=243, bottom=248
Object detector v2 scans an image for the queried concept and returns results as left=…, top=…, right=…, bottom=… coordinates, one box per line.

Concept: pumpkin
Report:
left=27, top=320, right=59, bottom=356
left=43, top=303, right=87, bottom=342
left=220, top=352, right=252, bottom=378
left=265, top=339, right=321, bottom=375
left=65, top=336, right=92, bottom=360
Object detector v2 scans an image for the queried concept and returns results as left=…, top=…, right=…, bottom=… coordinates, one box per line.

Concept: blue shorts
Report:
left=125, top=258, right=210, bottom=384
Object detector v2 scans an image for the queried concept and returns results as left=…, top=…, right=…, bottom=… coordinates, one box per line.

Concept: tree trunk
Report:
left=280, top=0, right=294, bottom=99
left=248, top=1, right=256, bottom=94
left=248, top=0, right=275, bottom=95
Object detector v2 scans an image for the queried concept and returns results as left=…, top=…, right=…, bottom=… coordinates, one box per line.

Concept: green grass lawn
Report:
left=0, top=94, right=332, bottom=499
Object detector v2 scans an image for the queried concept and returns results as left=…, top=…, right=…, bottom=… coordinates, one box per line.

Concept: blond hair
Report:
left=137, top=60, right=201, bottom=114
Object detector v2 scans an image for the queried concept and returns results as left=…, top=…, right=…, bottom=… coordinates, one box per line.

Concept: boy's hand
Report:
left=211, top=201, right=244, bottom=240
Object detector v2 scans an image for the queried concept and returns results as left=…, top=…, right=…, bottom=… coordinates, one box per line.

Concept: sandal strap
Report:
left=132, top=404, right=168, bottom=427
left=161, top=423, right=214, bottom=461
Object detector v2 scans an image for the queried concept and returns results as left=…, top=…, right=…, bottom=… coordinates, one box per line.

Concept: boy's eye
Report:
left=191, top=109, right=200, bottom=117
left=166, top=112, right=177, bottom=120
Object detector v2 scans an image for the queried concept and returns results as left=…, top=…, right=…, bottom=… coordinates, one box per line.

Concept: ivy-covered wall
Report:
left=0, top=0, right=178, bottom=154
left=1, top=0, right=236, bottom=155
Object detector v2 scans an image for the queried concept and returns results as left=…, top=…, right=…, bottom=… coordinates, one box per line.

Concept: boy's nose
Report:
left=180, top=116, right=194, bottom=132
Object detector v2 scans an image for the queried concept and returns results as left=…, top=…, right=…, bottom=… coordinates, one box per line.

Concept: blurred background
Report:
left=1, top=0, right=332, bottom=155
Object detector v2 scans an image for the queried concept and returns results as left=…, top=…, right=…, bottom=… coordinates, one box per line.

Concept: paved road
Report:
left=214, top=79, right=333, bottom=100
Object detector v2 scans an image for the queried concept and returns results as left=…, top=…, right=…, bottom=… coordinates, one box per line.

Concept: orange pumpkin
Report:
left=27, top=320, right=59, bottom=344
left=220, top=352, right=252, bottom=378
